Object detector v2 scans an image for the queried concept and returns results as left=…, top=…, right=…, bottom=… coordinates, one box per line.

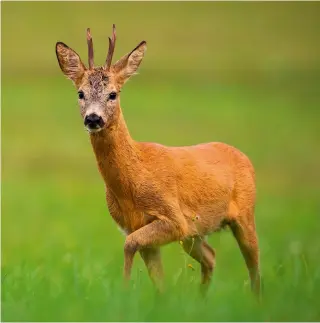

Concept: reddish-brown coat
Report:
left=56, top=26, right=260, bottom=296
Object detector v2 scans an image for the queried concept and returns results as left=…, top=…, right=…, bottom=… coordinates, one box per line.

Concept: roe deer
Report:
left=55, top=25, right=260, bottom=296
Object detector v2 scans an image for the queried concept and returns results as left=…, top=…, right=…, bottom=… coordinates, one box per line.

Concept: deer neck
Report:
left=89, top=107, right=139, bottom=195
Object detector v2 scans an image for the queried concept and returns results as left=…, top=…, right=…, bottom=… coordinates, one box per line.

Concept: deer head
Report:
left=55, top=25, right=147, bottom=133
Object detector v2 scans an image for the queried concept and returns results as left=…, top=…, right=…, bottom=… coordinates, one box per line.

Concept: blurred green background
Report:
left=2, top=1, right=320, bottom=321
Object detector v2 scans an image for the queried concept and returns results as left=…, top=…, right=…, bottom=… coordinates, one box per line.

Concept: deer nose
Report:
left=84, top=113, right=105, bottom=129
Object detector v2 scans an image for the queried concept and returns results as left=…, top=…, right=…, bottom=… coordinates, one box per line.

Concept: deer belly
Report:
left=182, top=199, right=230, bottom=236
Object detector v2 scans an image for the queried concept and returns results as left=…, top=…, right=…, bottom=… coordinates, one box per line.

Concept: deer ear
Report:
left=112, top=41, right=147, bottom=86
left=56, top=42, right=86, bottom=86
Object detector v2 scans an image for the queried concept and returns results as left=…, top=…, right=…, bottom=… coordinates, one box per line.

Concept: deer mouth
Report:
left=85, top=125, right=104, bottom=134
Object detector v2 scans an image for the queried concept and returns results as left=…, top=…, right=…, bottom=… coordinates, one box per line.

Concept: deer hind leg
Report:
left=139, top=247, right=164, bottom=292
left=182, top=237, right=216, bottom=294
left=229, top=212, right=261, bottom=297
left=123, top=219, right=181, bottom=286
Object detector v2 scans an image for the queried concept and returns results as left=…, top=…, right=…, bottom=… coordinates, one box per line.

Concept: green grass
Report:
left=2, top=2, right=320, bottom=321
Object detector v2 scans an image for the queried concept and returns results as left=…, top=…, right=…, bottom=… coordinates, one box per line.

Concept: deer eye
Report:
left=109, top=92, right=117, bottom=100
left=78, top=91, right=85, bottom=100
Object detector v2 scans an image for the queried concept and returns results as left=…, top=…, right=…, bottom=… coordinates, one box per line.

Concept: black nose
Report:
left=84, top=113, right=105, bottom=129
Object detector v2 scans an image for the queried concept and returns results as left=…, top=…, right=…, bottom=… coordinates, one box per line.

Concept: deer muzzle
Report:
left=84, top=113, right=105, bottom=132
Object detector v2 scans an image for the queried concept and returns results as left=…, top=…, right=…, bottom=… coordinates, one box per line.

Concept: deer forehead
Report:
left=81, top=69, right=117, bottom=97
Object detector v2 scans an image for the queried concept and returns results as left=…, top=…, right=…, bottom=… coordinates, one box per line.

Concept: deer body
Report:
left=93, top=120, right=254, bottom=236
left=56, top=25, right=260, bottom=296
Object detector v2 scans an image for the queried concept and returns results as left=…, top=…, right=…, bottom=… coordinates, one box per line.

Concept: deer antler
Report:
left=87, top=28, right=94, bottom=70
left=105, top=24, right=116, bottom=70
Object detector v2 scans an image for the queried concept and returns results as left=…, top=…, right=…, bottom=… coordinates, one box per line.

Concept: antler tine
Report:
left=87, top=28, right=94, bottom=70
left=105, top=24, right=116, bottom=70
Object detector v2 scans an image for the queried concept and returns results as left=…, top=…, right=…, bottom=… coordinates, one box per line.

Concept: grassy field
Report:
left=2, top=2, right=320, bottom=321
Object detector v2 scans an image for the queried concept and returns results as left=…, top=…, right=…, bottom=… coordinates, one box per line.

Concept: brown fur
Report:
left=55, top=27, right=261, bottom=296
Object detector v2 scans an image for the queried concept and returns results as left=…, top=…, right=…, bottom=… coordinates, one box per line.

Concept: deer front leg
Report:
left=123, top=219, right=182, bottom=284
left=140, top=247, right=164, bottom=292
left=182, top=237, right=216, bottom=295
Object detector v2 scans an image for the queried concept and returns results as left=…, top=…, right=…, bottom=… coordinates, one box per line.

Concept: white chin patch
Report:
left=85, top=127, right=103, bottom=134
